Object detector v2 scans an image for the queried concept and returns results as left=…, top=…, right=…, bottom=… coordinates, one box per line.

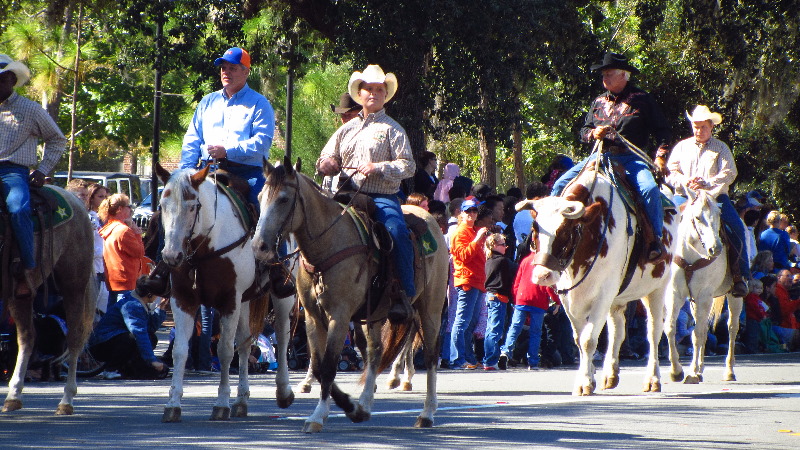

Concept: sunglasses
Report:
left=495, top=242, right=508, bottom=247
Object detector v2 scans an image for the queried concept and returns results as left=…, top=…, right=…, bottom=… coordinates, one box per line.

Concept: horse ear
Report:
left=295, top=157, right=302, bottom=173
left=190, top=164, right=210, bottom=188
left=262, top=157, right=274, bottom=178
left=515, top=199, right=533, bottom=211
left=155, top=163, right=171, bottom=185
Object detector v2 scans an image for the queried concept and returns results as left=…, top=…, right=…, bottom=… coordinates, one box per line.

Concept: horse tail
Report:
left=248, top=293, right=270, bottom=339
left=709, top=295, right=726, bottom=332
left=375, top=318, right=418, bottom=374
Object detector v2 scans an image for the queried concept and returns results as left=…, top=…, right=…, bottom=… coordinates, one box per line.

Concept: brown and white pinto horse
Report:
left=516, top=167, right=678, bottom=395
left=252, top=159, right=448, bottom=433
left=155, top=165, right=294, bottom=422
left=664, top=189, right=742, bottom=384
left=2, top=186, right=96, bottom=415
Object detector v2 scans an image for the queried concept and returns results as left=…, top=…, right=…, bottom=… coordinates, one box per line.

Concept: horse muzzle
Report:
left=531, top=265, right=559, bottom=286
left=251, top=236, right=278, bottom=263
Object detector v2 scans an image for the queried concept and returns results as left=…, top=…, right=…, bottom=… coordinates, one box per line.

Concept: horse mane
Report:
left=265, top=164, right=324, bottom=195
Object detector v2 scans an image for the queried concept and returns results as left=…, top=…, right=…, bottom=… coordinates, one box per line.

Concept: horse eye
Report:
left=277, top=197, right=288, bottom=204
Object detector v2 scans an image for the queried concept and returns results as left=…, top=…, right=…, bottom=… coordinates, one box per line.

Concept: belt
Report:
left=218, top=159, right=257, bottom=170
left=0, top=161, right=26, bottom=169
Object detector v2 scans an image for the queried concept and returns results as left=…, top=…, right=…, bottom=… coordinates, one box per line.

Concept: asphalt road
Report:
left=2, top=352, right=799, bottom=449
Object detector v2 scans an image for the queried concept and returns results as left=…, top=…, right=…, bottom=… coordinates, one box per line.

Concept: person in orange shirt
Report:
left=449, top=198, right=493, bottom=370
left=98, top=193, right=148, bottom=308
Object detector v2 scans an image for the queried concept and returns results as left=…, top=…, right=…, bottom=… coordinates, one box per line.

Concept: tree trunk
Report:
left=512, top=110, right=524, bottom=191
left=478, top=87, right=496, bottom=185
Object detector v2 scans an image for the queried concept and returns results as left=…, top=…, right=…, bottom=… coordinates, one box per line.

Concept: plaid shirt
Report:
left=667, top=136, right=737, bottom=198
left=318, top=109, right=414, bottom=195
left=0, top=92, right=66, bottom=174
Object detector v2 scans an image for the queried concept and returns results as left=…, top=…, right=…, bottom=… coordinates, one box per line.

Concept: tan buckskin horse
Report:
left=252, top=159, right=448, bottom=433
left=2, top=186, right=96, bottom=415
left=155, top=165, right=295, bottom=422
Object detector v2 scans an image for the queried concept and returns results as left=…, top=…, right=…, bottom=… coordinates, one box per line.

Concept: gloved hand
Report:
left=29, top=170, right=46, bottom=188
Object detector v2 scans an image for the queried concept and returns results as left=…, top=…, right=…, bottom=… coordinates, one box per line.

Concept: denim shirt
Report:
left=89, top=292, right=166, bottom=363
left=180, top=83, right=275, bottom=169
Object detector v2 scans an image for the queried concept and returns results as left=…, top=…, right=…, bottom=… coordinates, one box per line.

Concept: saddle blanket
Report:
left=0, top=186, right=74, bottom=234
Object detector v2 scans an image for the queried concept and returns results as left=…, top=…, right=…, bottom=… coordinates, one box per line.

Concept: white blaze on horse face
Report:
left=160, top=185, right=201, bottom=266
left=253, top=180, right=294, bottom=262
left=690, top=195, right=723, bottom=258
left=528, top=197, right=566, bottom=286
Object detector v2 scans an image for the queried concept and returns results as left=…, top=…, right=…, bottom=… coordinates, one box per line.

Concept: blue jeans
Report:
left=369, top=193, right=416, bottom=297
left=483, top=295, right=507, bottom=366
left=450, top=286, right=482, bottom=367
left=501, top=305, right=545, bottom=367
left=0, top=164, right=35, bottom=269
left=674, top=193, right=750, bottom=278
left=552, top=152, right=662, bottom=238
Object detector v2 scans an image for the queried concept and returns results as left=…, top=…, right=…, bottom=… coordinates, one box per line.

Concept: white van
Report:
left=51, top=171, right=142, bottom=206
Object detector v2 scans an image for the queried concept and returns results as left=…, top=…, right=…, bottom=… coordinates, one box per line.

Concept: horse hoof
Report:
left=414, top=416, right=434, bottom=428
left=670, top=370, right=685, bottom=382
left=210, top=406, right=231, bottom=421
left=162, top=407, right=182, bottom=423
left=302, top=420, right=324, bottom=433
left=346, top=404, right=371, bottom=423
left=55, top=403, right=74, bottom=415
left=401, top=381, right=412, bottom=391
left=231, top=403, right=248, bottom=418
left=697, top=374, right=704, bottom=382
left=603, top=375, right=619, bottom=390
left=297, top=384, right=312, bottom=394
left=2, top=399, right=22, bottom=412
left=643, top=380, right=661, bottom=392
left=683, top=375, right=700, bottom=384
left=575, top=385, right=594, bottom=396
left=723, top=373, right=736, bottom=382
left=277, top=391, right=295, bottom=409
left=387, top=378, right=400, bottom=390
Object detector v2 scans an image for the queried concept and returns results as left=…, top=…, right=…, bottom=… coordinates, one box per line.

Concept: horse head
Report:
left=252, top=156, right=302, bottom=263
left=157, top=164, right=211, bottom=267
left=682, top=188, right=723, bottom=259
left=517, top=196, right=605, bottom=287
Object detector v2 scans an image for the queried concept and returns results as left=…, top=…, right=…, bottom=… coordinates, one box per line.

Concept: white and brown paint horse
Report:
left=2, top=186, right=96, bottom=415
left=252, top=159, right=448, bottom=433
left=155, top=165, right=294, bottom=422
left=664, top=188, right=742, bottom=384
left=516, top=166, right=678, bottom=395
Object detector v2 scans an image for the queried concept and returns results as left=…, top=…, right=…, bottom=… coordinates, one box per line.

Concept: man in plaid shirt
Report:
left=0, top=54, right=66, bottom=299
left=317, top=65, right=416, bottom=323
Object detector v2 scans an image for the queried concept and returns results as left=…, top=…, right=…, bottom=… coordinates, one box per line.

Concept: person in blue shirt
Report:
left=89, top=276, right=169, bottom=379
left=758, top=211, right=792, bottom=271
left=180, top=47, right=274, bottom=208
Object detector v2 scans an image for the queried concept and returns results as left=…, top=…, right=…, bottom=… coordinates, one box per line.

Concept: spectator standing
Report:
left=99, top=193, right=147, bottom=308
left=412, top=151, right=438, bottom=199
left=86, top=183, right=111, bottom=315
left=759, top=211, right=792, bottom=270
left=482, top=233, right=517, bottom=370
left=771, top=269, right=800, bottom=350
left=751, top=250, right=775, bottom=279
left=434, top=163, right=460, bottom=203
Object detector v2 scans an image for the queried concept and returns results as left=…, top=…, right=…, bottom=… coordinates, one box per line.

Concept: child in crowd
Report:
left=482, top=233, right=517, bottom=370
left=757, top=275, right=788, bottom=353
left=743, top=278, right=769, bottom=353
left=499, top=251, right=560, bottom=370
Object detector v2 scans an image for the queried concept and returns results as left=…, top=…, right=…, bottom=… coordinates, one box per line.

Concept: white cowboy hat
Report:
left=686, top=105, right=722, bottom=125
left=0, top=55, right=31, bottom=88
left=348, top=65, right=398, bottom=105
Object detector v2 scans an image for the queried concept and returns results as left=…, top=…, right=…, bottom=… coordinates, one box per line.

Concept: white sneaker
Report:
left=102, top=370, right=122, bottom=380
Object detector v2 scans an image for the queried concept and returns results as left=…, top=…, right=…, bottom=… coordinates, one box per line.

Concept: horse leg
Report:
left=401, top=341, right=416, bottom=391
left=297, top=365, right=315, bottom=394
left=685, top=298, right=712, bottom=384
left=572, top=314, right=601, bottom=396
left=601, top=305, right=625, bottom=390
left=163, top=302, right=195, bottom=422
left=272, top=294, right=296, bottom=407
left=56, top=279, right=94, bottom=415
left=231, top=305, right=251, bottom=418
left=325, top=318, right=370, bottom=423
left=210, top=309, right=239, bottom=421
left=302, top=303, right=330, bottom=433
left=415, top=293, right=443, bottom=428
left=2, top=297, right=34, bottom=412
left=723, top=295, right=742, bottom=381
left=663, top=282, right=685, bottom=382
left=386, top=336, right=408, bottom=390
left=641, top=293, right=665, bottom=392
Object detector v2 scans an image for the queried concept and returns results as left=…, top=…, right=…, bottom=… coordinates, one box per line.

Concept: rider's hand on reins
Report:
left=592, top=126, right=612, bottom=140
left=207, top=145, right=227, bottom=160
left=318, top=157, right=341, bottom=176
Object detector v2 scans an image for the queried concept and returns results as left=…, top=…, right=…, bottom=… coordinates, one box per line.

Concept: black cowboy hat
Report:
left=590, top=52, right=640, bottom=75
left=330, top=92, right=362, bottom=114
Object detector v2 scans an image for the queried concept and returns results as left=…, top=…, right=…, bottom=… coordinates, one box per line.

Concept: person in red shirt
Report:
left=771, top=270, right=800, bottom=350
left=449, top=198, right=492, bottom=369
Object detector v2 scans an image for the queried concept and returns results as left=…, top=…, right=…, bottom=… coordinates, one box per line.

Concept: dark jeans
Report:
left=90, top=331, right=161, bottom=378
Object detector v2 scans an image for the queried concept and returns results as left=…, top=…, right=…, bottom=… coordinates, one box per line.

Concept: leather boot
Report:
left=387, top=290, right=414, bottom=325
left=647, top=240, right=665, bottom=262
left=139, top=261, right=172, bottom=298
left=269, top=263, right=296, bottom=298
left=731, top=276, right=748, bottom=298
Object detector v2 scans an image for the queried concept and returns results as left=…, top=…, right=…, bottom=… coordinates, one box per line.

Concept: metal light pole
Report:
left=284, top=32, right=297, bottom=162
left=150, top=3, right=165, bottom=213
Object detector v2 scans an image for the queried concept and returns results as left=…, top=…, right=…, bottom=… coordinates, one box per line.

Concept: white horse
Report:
left=664, top=188, right=742, bottom=383
left=516, top=165, right=678, bottom=395
left=155, top=165, right=295, bottom=422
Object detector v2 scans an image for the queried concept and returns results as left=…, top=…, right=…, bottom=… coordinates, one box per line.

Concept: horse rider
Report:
left=0, top=54, right=67, bottom=300
left=666, top=105, right=750, bottom=297
left=551, top=52, right=672, bottom=261
left=316, top=64, right=416, bottom=324
left=321, top=93, right=362, bottom=195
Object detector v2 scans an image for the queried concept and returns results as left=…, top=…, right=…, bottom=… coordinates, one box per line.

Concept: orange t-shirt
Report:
left=99, top=219, right=147, bottom=291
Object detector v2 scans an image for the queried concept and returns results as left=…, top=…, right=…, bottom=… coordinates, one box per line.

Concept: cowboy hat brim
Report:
left=590, top=61, right=640, bottom=74
left=0, top=61, right=31, bottom=88
left=348, top=68, right=398, bottom=106
left=686, top=108, right=723, bottom=125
